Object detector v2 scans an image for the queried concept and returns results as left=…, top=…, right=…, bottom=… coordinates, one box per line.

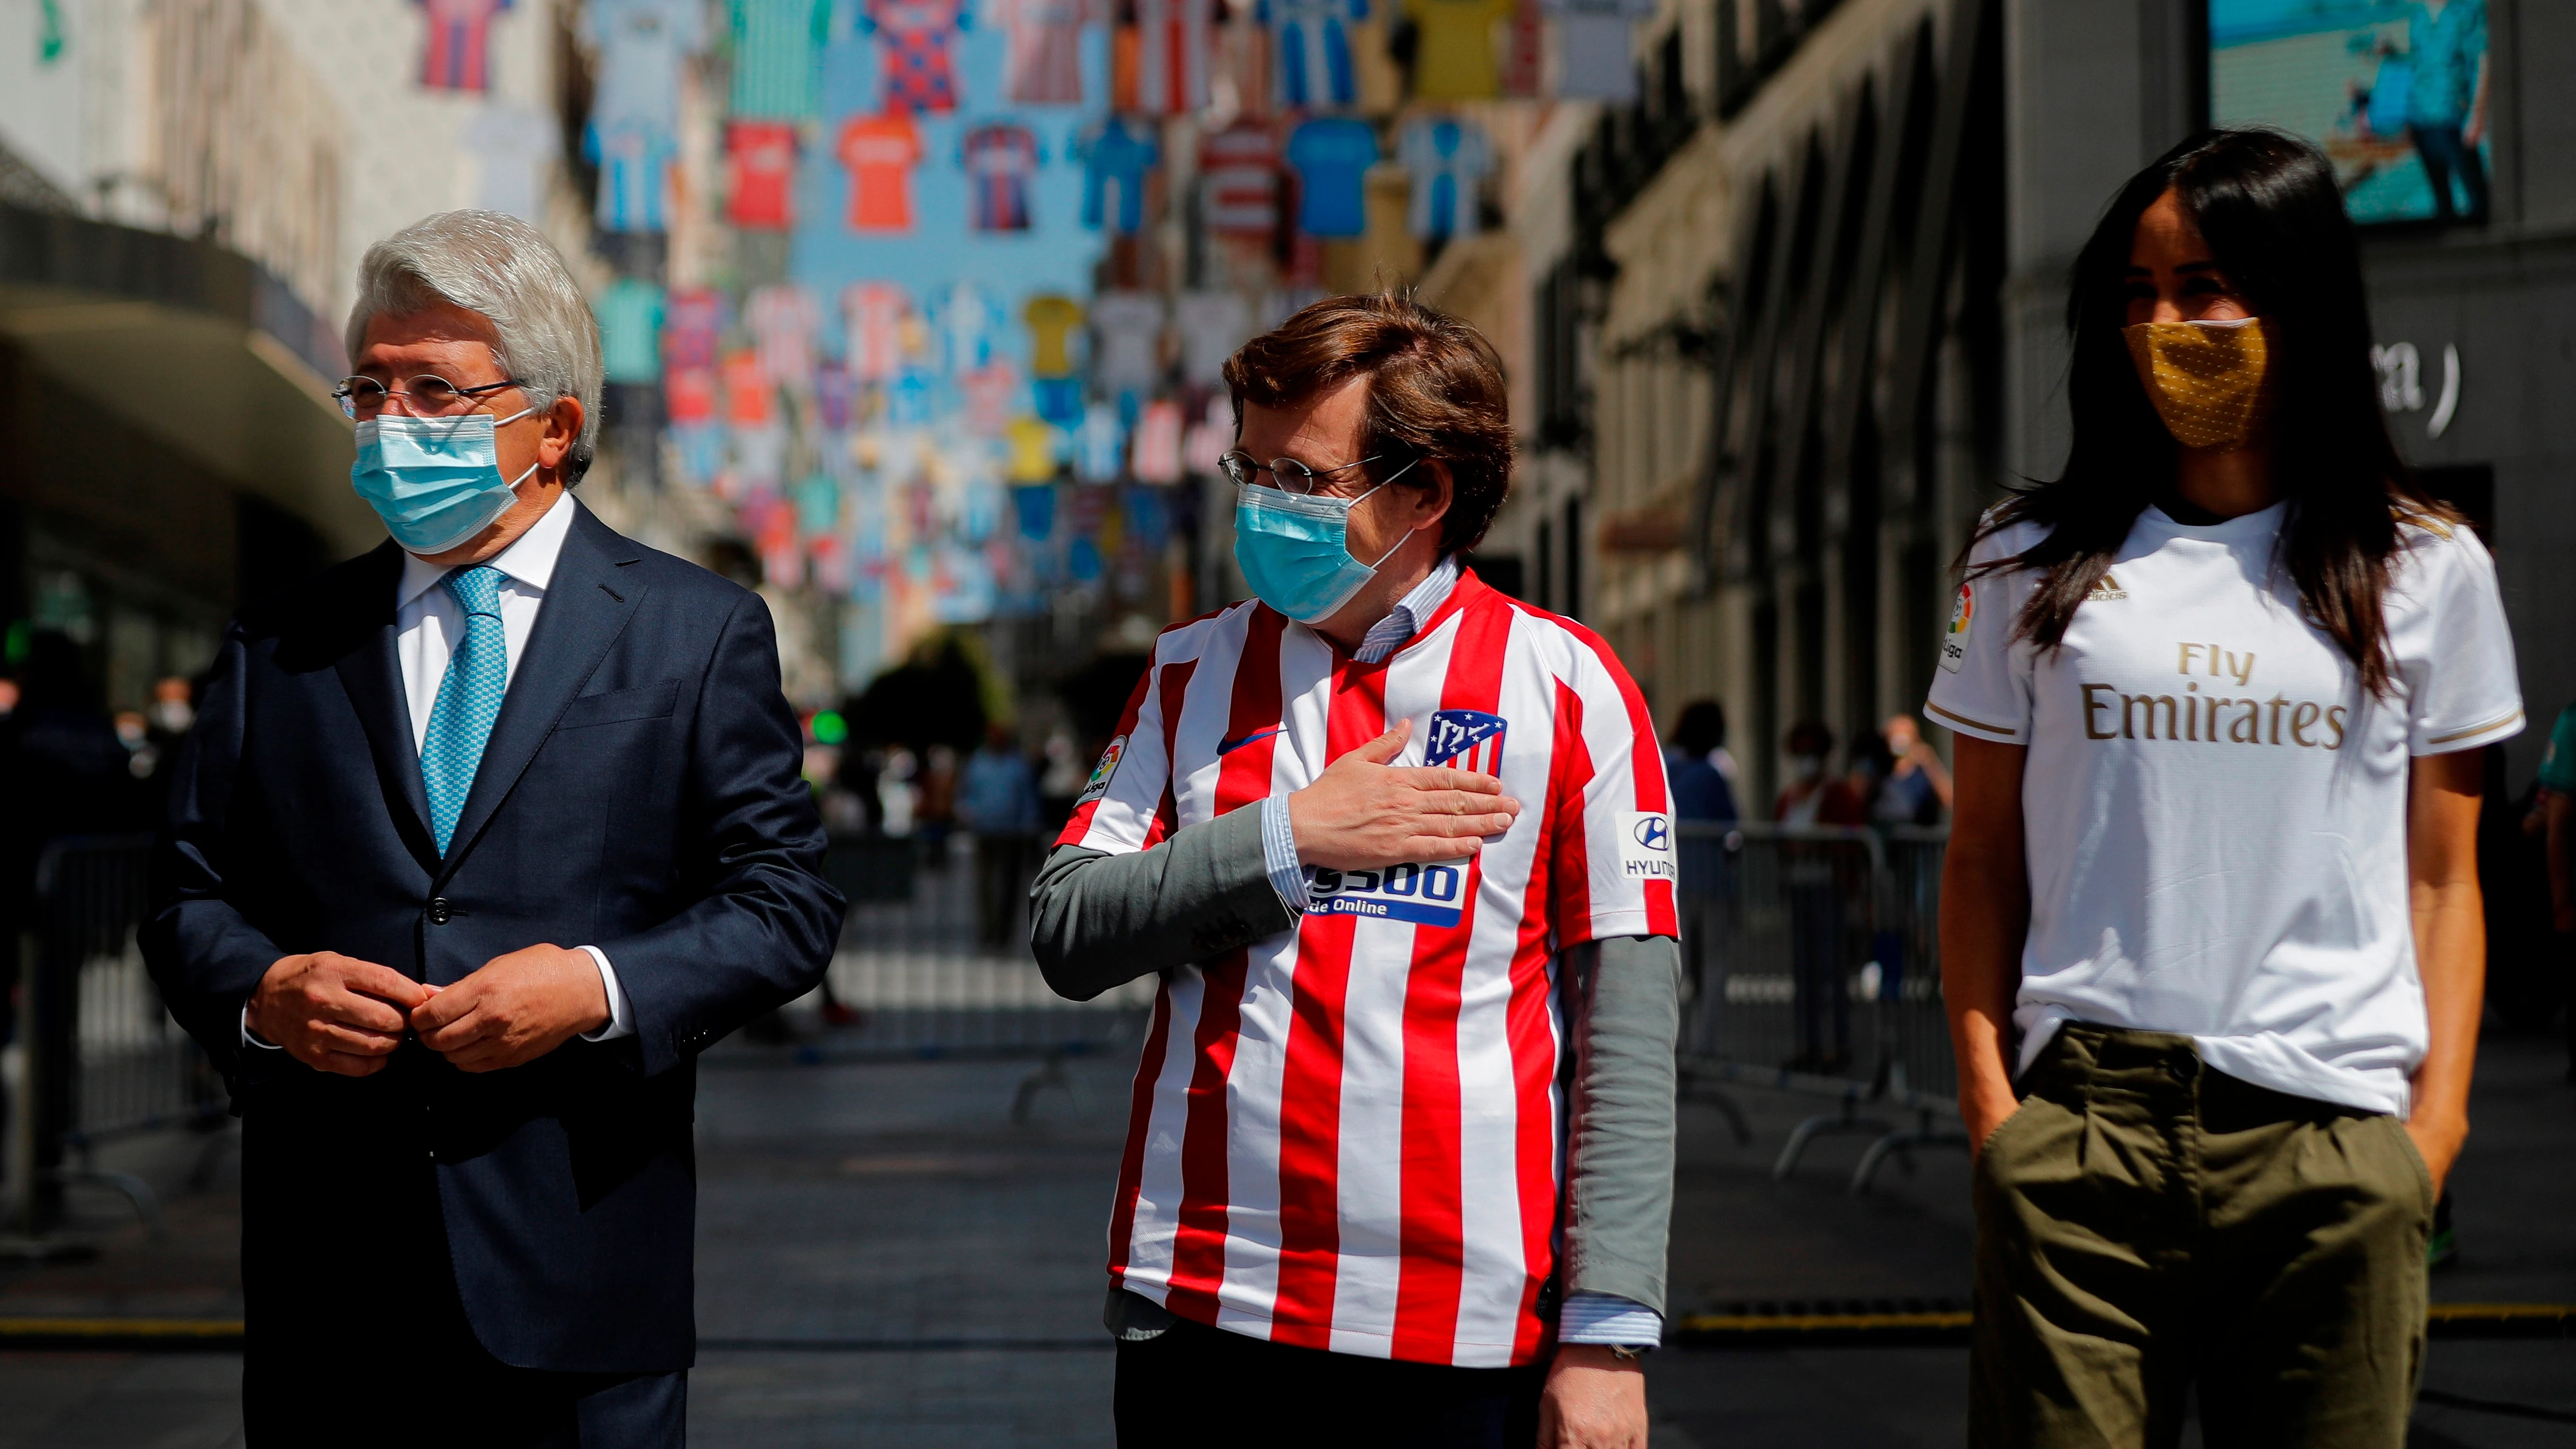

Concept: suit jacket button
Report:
left=427, top=898, right=452, bottom=926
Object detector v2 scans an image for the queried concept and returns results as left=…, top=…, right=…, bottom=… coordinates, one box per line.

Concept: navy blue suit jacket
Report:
left=142, top=501, right=844, bottom=1373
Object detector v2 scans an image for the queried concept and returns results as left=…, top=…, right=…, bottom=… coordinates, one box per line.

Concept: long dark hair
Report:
left=1968, top=127, right=2448, bottom=694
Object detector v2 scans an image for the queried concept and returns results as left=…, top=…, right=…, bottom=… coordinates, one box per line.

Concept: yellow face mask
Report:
left=2122, top=317, right=2273, bottom=450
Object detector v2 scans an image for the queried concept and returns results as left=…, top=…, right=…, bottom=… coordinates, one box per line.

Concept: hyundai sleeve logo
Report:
left=1618, top=811, right=1677, bottom=879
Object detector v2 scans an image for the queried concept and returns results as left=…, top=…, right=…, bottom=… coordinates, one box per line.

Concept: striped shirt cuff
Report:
left=1260, top=794, right=1307, bottom=917
left=1558, top=1292, right=1663, bottom=1349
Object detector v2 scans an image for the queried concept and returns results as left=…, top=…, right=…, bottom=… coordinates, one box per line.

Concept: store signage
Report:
left=2370, top=340, right=2461, bottom=440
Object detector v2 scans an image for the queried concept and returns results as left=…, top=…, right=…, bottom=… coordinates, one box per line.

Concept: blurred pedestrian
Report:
left=0, top=631, right=139, bottom=1170
left=1037, top=729, right=1085, bottom=830
left=1934, top=132, right=2515, bottom=1447
left=2538, top=700, right=2576, bottom=1078
left=1666, top=700, right=1738, bottom=1013
left=1772, top=720, right=1860, bottom=1071
left=918, top=743, right=959, bottom=862
left=1872, top=714, right=1952, bottom=825
left=141, top=210, right=843, bottom=1447
left=958, top=724, right=1042, bottom=949
left=1772, top=719, right=1865, bottom=826
left=1664, top=699, right=1738, bottom=829
left=2, top=630, right=143, bottom=865
left=1033, top=295, right=1677, bottom=1443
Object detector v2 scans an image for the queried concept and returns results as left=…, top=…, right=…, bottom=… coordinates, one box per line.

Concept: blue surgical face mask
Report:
left=1232, top=458, right=1421, bottom=623
left=351, top=406, right=539, bottom=556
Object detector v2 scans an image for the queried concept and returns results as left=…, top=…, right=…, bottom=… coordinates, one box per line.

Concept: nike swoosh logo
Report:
left=1218, top=727, right=1284, bottom=756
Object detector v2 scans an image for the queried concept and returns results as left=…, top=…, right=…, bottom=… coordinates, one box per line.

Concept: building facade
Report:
left=1453, top=0, right=2569, bottom=804
left=0, top=0, right=596, bottom=711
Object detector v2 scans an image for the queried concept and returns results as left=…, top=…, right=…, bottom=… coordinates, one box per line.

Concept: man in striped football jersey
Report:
left=1035, top=294, right=1677, bottom=1449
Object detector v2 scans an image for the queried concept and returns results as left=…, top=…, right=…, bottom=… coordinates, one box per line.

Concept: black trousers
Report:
left=2410, top=121, right=2489, bottom=221
left=1114, top=1318, right=1546, bottom=1449
left=240, top=1090, right=686, bottom=1449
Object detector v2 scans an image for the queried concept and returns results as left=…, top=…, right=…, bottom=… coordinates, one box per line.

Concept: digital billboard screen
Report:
left=2209, top=1, right=2492, bottom=226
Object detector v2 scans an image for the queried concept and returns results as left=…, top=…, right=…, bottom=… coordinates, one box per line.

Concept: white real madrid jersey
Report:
left=1928, top=503, right=2521, bottom=1114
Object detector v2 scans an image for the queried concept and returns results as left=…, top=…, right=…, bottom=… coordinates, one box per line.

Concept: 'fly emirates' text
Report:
left=2078, top=642, right=2348, bottom=749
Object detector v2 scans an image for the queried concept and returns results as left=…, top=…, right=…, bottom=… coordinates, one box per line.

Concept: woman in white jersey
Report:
left=1930, top=129, right=2519, bottom=1448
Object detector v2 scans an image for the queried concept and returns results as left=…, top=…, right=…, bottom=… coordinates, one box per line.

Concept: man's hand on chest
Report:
left=1284, top=717, right=1521, bottom=871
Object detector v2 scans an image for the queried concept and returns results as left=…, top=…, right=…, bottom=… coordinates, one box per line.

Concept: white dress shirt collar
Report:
left=396, top=488, right=581, bottom=610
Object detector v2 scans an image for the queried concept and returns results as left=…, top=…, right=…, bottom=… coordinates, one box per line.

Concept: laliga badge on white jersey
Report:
left=1938, top=583, right=1973, bottom=674
left=1619, top=812, right=1675, bottom=880
left=1078, top=734, right=1127, bottom=805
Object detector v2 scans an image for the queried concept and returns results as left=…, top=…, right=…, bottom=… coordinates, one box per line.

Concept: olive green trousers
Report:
left=1969, top=1024, right=2434, bottom=1449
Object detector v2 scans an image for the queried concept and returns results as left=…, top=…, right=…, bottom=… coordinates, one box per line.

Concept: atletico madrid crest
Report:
left=1424, top=709, right=1507, bottom=775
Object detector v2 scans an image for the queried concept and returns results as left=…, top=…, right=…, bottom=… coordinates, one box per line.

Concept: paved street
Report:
left=4, top=1032, right=2574, bottom=1446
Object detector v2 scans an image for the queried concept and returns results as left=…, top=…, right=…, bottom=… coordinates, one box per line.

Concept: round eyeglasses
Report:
left=1217, top=450, right=1415, bottom=496
left=332, top=374, right=529, bottom=421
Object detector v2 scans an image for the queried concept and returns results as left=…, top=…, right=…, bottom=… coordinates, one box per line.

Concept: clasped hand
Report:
left=249, top=944, right=609, bottom=1077
left=1286, top=718, right=1522, bottom=870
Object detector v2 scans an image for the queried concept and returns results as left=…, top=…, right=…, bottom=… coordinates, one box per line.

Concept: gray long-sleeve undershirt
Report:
left=1030, top=805, right=1679, bottom=1323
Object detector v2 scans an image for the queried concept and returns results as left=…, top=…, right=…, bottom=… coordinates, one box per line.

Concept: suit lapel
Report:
left=434, top=503, right=648, bottom=883
left=330, top=544, right=442, bottom=875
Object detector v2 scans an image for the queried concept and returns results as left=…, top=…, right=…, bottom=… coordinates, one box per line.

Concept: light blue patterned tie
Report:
left=421, top=565, right=508, bottom=855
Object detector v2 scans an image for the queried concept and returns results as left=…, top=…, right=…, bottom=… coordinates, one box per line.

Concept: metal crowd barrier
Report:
left=1674, top=822, right=1968, bottom=1192
left=786, top=831, right=1153, bottom=1088
left=8, top=834, right=215, bottom=1240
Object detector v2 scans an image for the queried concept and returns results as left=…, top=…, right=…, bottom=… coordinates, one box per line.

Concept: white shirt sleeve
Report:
left=579, top=945, right=637, bottom=1041
left=1260, top=794, right=1309, bottom=917
left=242, top=1005, right=284, bottom=1050
left=2394, top=523, right=2524, bottom=756
left=1924, top=522, right=2038, bottom=745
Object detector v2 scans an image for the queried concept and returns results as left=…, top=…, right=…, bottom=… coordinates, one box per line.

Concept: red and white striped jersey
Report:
left=1135, top=0, right=1212, bottom=115
left=1058, top=569, right=1678, bottom=1367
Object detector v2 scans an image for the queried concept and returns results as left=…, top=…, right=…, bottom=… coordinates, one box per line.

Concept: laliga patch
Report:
left=1937, top=583, right=1973, bottom=674
left=1619, top=812, right=1676, bottom=881
left=1077, top=735, right=1126, bottom=805
left=1306, top=860, right=1471, bottom=928
left=1424, top=709, right=1507, bottom=774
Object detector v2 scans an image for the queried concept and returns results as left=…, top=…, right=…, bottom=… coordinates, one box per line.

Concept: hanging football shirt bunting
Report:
left=1542, top=0, right=1652, bottom=99
left=665, top=289, right=727, bottom=370
left=1133, top=0, right=1211, bottom=116
left=747, top=285, right=824, bottom=392
left=1398, top=115, right=1491, bottom=238
left=597, top=278, right=668, bottom=385
left=730, top=0, right=834, bottom=120
left=993, top=0, right=1093, bottom=104
left=1130, top=399, right=1183, bottom=484
left=1200, top=122, right=1281, bottom=236
left=1175, top=290, right=1251, bottom=385
left=929, top=282, right=1005, bottom=375
left=416, top=0, right=510, bottom=93
left=844, top=282, right=916, bottom=381
left=1090, top=291, right=1166, bottom=394
left=591, top=122, right=680, bottom=233
left=1023, top=294, right=1086, bottom=377
left=727, top=119, right=799, bottom=228
left=962, top=122, right=1042, bottom=232
left=1078, top=117, right=1161, bottom=233
left=1285, top=117, right=1377, bottom=236
left=1258, top=0, right=1366, bottom=109
left=865, top=0, right=971, bottom=113
left=836, top=113, right=924, bottom=230
left=585, top=0, right=704, bottom=132
left=466, top=106, right=558, bottom=224
left=1404, top=0, right=1514, bottom=99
